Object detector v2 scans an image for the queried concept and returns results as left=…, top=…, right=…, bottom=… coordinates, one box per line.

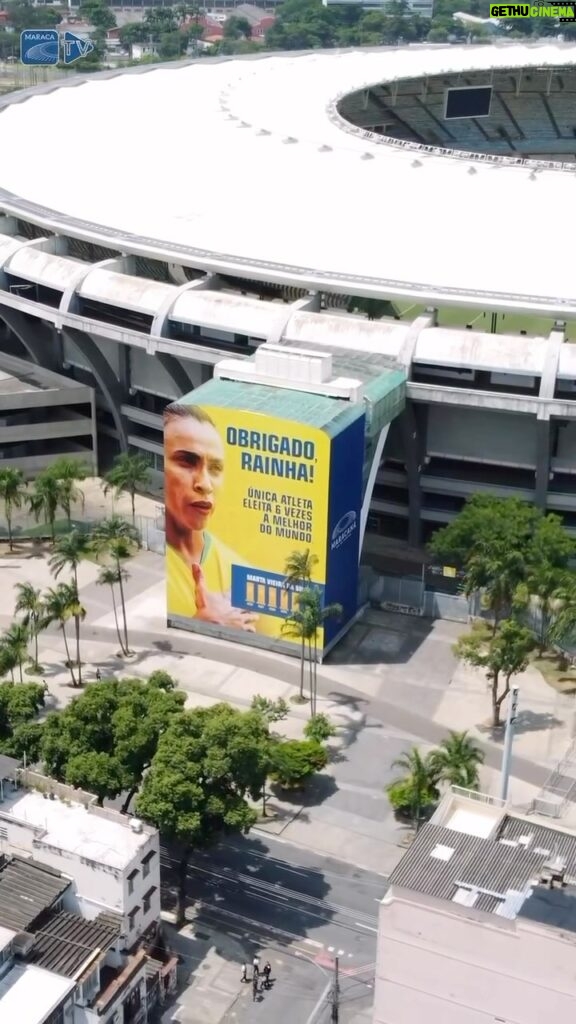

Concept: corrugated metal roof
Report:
left=180, top=379, right=359, bottom=434
left=0, top=857, right=70, bottom=933
left=499, top=815, right=576, bottom=879
left=389, top=824, right=543, bottom=903
left=33, top=911, right=119, bottom=979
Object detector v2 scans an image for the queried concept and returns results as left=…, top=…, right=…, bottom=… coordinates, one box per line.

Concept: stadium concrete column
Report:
left=61, top=327, right=130, bottom=453
left=150, top=274, right=218, bottom=395
left=398, top=310, right=436, bottom=545
left=535, top=325, right=565, bottom=507
left=0, top=306, right=60, bottom=372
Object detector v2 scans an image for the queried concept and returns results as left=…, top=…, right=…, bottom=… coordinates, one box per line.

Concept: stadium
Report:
left=1, top=41, right=576, bottom=557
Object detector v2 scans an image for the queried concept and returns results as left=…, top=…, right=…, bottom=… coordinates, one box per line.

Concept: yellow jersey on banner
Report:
left=167, top=535, right=241, bottom=619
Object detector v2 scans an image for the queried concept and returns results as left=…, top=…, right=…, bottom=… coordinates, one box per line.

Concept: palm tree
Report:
left=91, top=516, right=140, bottom=655
left=428, top=731, right=484, bottom=790
left=49, top=457, right=88, bottom=524
left=14, top=582, right=46, bottom=671
left=0, top=467, right=25, bottom=551
left=296, top=589, right=341, bottom=716
left=281, top=606, right=315, bottom=702
left=96, top=564, right=126, bottom=654
left=49, top=529, right=90, bottom=591
left=27, top=470, right=64, bottom=543
left=0, top=640, right=18, bottom=682
left=283, top=549, right=319, bottom=589
left=1, top=623, right=29, bottom=683
left=44, top=582, right=86, bottom=687
left=103, top=452, right=152, bottom=524
left=387, top=747, right=439, bottom=829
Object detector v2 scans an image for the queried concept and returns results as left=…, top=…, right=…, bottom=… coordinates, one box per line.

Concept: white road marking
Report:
left=303, top=938, right=324, bottom=948
left=337, top=949, right=344, bottom=956
left=327, top=946, right=335, bottom=952
left=355, top=922, right=377, bottom=933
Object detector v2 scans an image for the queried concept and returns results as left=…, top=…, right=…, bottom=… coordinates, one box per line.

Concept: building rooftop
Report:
left=0, top=856, right=70, bottom=933
left=389, top=797, right=576, bottom=929
left=2, top=789, right=152, bottom=871
left=1, top=45, right=576, bottom=315
left=32, top=911, right=120, bottom=979
left=0, top=962, right=74, bottom=1024
left=0, top=353, right=86, bottom=396
left=0, top=754, right=20, bottom=781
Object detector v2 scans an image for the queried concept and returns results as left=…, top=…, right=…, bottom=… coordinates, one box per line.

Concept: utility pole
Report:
left=330, top=956, right=340, bottom=1022
left=500, top=686, right=519, bottom=802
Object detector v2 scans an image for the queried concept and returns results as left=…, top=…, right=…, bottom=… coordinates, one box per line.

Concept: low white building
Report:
left=0, top=771, right=161, bottom=952
left=375, top=787, right=576, bottom=1024
left=0, top=960, right=75, bottom=1024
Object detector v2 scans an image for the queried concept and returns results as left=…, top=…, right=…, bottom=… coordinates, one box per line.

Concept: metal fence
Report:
left=0, top=507, right=166, bottom=554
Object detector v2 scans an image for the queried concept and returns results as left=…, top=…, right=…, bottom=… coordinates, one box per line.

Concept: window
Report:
left=128, top=906, right=140, bottom=931
left=142, top=849, right=156, bottom=879
left=143, top=886, right=157, bottom=915
left=127, top=868, right=139, bottom=895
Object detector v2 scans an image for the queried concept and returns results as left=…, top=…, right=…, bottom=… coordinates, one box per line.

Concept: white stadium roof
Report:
left=0, top=43, right=575, bottom=314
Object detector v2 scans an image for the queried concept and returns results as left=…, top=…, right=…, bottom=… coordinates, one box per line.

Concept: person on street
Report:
left=95, top=668, right=101, bottom=681
left=252, top=955, right=260, bottom=976
left=252, top=975, right=259, bottom=1002
left=240, top=963, right=248, bottom=984
left=263, top=961, right=272, bottom=988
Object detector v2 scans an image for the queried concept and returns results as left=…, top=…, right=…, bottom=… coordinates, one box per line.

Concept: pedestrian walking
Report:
left=95, top=668, right=101, bottom=681
left=263, top=961, right=271, bottom=988
left=252, top=955, right=260, bottom=976
left=252, top=975, right=259, bottom=1002
left=240, top=963, right=248, bottom=984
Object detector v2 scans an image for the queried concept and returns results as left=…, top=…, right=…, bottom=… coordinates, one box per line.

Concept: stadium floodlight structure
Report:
left=0, top=43, right=576, bottom=551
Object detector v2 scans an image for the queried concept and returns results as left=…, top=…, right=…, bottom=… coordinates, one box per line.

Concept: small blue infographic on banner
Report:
left=20, top=29, right=95, bottom=66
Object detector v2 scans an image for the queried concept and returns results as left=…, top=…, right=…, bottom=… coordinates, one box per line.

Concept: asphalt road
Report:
left=161, top=830, right=384, bottom=1019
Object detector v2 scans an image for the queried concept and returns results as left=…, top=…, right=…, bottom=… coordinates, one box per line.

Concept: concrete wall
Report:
left=375, top=890, right=576, bottom=1024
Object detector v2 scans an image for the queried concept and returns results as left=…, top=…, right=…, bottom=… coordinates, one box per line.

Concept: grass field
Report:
left=394, top=302, right=576, bottom=341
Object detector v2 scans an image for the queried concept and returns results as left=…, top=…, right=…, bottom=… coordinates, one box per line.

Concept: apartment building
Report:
left=0, top=765, right=161, bottom=951
left=375, top=787, right=576, bottom=1024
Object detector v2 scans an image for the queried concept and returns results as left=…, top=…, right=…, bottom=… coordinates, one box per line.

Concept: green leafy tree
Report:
left=269, top=738, right=328, bottom=789
left=136, top=703, right=269, bottom=924
left=0, top=641, right=18, bottom=683
left=455, top=619, right=534, bottom=727
left=91, top=516, right=140, bottom=655
left=386, top=747, right=439, bottom=827
left=14, top=582, right=45, bottom=672
left=304, top=713, right=336, bottom=743
left=79, top=0, right=116, bottom=30
left=40, top=677, right=185, bottom=809
left=44, top=583, right=85, bottom=687
left=28, top=470, right=64, bottom=543
left=103, top=452, right=151, bottom=524
left=66, top=751, right=124, bottom=805
left=429, top=497, right=573, bottom=631
left=49, top=529, right=90, bottom=592
left=284, top=548, right=319, bottom=588
left=0, top=467, right=25, bottom=551
left=224, top=14, right=252, bottom=38
left=250, top=695, right=289, bottom=725
left=428, top=731, right=484, bottom=790
left=1, top=623, right=29, bottom=683
left=3, top=721, right=44, bottom=763
left=3, top=680, right=45, bottom=724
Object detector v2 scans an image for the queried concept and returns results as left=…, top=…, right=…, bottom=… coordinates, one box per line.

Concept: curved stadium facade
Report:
left=1, top=42, right=576, bottom=549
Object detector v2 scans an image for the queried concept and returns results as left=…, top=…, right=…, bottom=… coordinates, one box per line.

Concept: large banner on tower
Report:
left=164, top=396, right=365, bottom=656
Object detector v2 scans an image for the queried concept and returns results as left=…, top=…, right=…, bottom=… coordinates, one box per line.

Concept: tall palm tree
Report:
left=428, top=731, right=484, bottom=790
left=91, top=516, right=140, bottom=655
left=49, top=529, right=90, bottom=591
left=296, top=589, right=341, bottom=716
left=14, top=582, right=46, bottom=671
left=283, top=549, right=319, bottom=589
left=0, top=467, right=25, bottom=551
left=0, top=639, right=18, bottom=682
left=27, top=470, right=64, bottom=543
left=44, top=582, right=86, bottom=687
left=96, top=564, right=126, bottom=655
left=1, top=623, right=29, bottom=683
left=49, top=457, right=88, bottom=524
left=281, top=606, right=314, bottom=701
left=387, top=747, right=439, bottom=829
left=103, top=452, right=152, bottom=524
